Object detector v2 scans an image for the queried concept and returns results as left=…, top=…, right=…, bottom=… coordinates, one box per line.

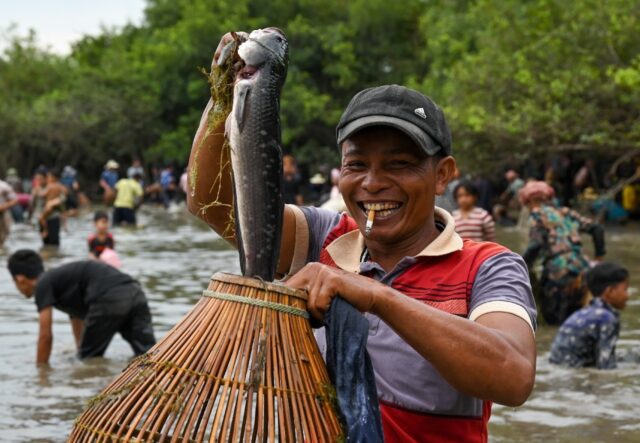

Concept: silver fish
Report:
left=226, top=28, right=289, bottom=281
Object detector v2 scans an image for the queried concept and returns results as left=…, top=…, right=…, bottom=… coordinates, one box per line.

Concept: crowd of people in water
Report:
left=0, top=151, right=636, bottom=369
left=0, top=160, right=191, bottom=247
left=0, top=159, right=193, bottom=363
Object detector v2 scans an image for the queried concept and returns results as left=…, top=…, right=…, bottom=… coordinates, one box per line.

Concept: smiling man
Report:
left=188, top=34, right=536, bottom=442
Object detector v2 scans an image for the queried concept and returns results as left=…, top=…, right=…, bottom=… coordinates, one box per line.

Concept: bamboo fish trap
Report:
left=69, top=273, right=344, bottom=442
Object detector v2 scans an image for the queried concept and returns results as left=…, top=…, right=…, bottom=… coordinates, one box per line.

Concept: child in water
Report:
left=88, top=211, right=115, bottom=258
left=452, top=180, right=496, bottom=242
left=549, top=262, right=629, bottom=369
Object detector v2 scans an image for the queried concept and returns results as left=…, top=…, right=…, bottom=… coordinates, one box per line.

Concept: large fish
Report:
left=226, top=28, right=289, bottom=281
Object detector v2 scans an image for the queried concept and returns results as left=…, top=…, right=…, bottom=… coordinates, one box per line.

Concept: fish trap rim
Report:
left=202, top=290, right=309, bottom=318
left=211, top=272, right=308, bottom=300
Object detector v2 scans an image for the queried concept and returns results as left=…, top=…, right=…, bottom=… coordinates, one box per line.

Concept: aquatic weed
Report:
left=189, top=35, right=239, bottom=239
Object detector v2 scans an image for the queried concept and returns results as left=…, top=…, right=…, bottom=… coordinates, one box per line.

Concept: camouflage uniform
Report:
left=523, top=204, right=605, bottom=325
left=549, top=297, right=619, bottom=369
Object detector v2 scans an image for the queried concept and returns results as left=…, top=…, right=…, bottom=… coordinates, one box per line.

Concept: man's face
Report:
left=339, top=127, right=452, bottom=246
left=604, top=280, right=629, bottom=310
left=13, top=275, right=36, bottom=298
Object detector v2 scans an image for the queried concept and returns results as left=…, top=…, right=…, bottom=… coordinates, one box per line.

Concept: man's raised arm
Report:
left=186, top=32, right=300, bottom=276
left=186, top=96, right=235, bottom=239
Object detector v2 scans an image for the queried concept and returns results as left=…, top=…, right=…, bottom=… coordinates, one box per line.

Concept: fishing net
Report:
left=69, top=272, right=344, bottom=442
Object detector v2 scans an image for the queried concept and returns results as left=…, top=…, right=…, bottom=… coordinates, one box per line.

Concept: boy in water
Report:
left=549, top=262, right=629, bottom=369
left=88, top=211, right=115, bottom=258
left=38, top=169, right=67, bottom=244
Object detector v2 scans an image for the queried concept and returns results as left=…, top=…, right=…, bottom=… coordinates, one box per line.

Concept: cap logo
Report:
left=414, top=107, right=427, bottom=119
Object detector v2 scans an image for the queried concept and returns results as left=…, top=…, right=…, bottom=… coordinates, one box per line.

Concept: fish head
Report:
left=238, top=28, right=288, bottom=71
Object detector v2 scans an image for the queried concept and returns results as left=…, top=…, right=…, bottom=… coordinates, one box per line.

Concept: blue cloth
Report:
left=591, top=198, right=628, bottom=222
left=549, top=297, right=620, bottom=369
left=101, top=170, right=118, bottom=188
left=160, top=170, right=174, bottom=189
left=60, top=176, right=76, bottom=188
left=324, top=297, right=383, bottom=442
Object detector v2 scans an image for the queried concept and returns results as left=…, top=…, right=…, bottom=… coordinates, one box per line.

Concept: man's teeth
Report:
left=363, top=202, right=400, bottom=211
left=362, top=203, right=400, bottom=217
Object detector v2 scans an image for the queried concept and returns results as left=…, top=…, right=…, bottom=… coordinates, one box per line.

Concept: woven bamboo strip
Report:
left=88, top=298, right=216, bottom=441
left=166, top=290, right=248, bottom=441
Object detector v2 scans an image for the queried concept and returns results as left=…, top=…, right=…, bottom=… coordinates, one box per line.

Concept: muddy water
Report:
left=0, top=207, right=638, bottom=442
left=491, top=226, right=640, bottom=443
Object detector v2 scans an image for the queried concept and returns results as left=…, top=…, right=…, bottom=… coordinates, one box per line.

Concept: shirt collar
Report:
left=590, top=297, right=618, bottom=315
left=325, top=207, right=463, bottom=273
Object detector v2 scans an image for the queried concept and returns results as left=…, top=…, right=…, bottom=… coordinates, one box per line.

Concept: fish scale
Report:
left=227, top=28, right=289, bottom=281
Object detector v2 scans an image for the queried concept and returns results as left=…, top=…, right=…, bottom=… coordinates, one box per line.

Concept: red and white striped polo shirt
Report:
left=287, top=206, right=536, bottom=443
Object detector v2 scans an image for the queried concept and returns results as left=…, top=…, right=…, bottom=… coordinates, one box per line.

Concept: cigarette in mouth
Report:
left=365, top=209, right=375, bottom=236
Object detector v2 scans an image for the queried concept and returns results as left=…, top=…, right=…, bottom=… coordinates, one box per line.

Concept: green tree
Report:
left=414, top=0, right=640, bottom=171
left=1, top=0, right=639, bottom=183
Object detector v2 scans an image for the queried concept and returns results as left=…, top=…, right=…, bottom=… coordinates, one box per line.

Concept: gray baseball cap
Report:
left=336, top=85, right=452, bottom=156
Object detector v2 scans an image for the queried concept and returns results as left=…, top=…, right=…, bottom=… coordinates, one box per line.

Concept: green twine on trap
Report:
left=202, top=290, right=310, bottom=319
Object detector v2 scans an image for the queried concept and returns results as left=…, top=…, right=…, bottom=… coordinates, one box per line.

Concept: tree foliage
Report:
left=1, top=0, right=639, bottom=182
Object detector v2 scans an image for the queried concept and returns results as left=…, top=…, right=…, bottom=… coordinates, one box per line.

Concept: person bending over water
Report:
left=7, top=250, right=155, bottom=364
left=520, top=180, right=605, bottom=325
left=549, top=262, right=629, bottom=369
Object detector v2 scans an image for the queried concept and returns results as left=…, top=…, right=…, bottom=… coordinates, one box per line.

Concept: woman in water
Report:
left=520, top=180, right=605, bottom=325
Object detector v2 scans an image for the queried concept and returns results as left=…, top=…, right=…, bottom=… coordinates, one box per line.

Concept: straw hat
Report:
left=105, top=160, right=119, bottom=170
left=310, top=173, right=326, bottom=185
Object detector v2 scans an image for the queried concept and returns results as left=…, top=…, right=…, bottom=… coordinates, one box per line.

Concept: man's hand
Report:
left=284, top=263, right=383, bottom=320
left=212, top=31, right=248, bottom=72
left=287, top=262, right=536, bottom=406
